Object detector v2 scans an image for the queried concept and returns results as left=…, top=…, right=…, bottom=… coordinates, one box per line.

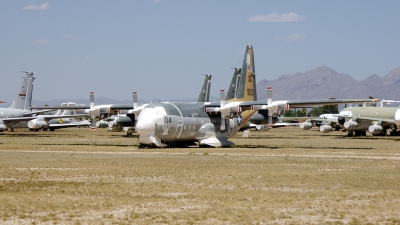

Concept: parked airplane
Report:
left=133, top=44, right=378, bottom=147
left=298, top=114, right=341, bottom=133
left=0, top=71, right=88, bottom=132
left=298, top=100, right=400, bottom=136
left=28, top=102, right=91, bottom=131
left=0, top=71, right=42, bottom=131
left=336, top=106, right=400, bottom=136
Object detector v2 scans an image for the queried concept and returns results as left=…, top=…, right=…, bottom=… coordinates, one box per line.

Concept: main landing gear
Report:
left=347, top=130, right=367, bottom=137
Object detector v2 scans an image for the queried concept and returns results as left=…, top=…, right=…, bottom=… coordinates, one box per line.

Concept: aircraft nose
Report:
left=135, top=119, right=155, bottom=137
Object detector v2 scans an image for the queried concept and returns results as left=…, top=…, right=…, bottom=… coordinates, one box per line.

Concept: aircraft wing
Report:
left=108, top=104, right=134, bottom=110
left=49, top=120, right=91, bottom=129
left=339, top=115, right=396, bottom=124
left=273, top=122, right=300, bottom=127
left=237, top=99, right=379, bottom=110
left=31, top=104, right=133, bottom=110
left=37, top=114, right=88, bottom=122
left=1, top=117, right=37, bottom=127
left=279, top=117, right=311, bottom=123
left=23, top=109, right=57, bottom=116
left=30, top=105, right=89, bottom=110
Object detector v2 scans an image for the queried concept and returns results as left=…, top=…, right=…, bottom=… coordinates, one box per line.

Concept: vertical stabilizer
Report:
left=228, top=45, right=257, bottom=127
left=233, top=45, right=256, bottom=102
left=9, top=71, right=35, bottom=110
left=197, top=74, right=212, bottom=102
left=226, top=68, right=241, bottom=101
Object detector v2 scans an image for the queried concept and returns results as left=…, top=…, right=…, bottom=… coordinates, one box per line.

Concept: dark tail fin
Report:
left=9, top=71, right=35, bottom=110
left=226, top=68, right=241, bottom=101
left=197, top=74, right=212, bottom=102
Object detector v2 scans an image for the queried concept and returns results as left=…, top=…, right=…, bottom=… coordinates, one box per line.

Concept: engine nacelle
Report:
left=249, top=113, right=268, bottom=125
left=108, top=121, right=123, bottom=132
left=344, top=121, right=358, bottom=130
left=395, top=109, right=400, bottom=127
left=319, top=125, right=332, bottom=133
left=114, top=116, right=134, bottom=126
left=368, top=124, right=383, bottom=135
left=299, top=122, right=312, bottom=130
left=95, top=121, right=109, bottom=128
left=0, top=124, right=5, bottom=132
left=75, top=109, right=86, bottom=114
left=28, top=119, right=48, bottom=129
left=197, top=123, right=216, bottom=139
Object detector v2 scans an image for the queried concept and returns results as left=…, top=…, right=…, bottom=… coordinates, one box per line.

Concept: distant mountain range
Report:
left=257, top=66, right=400, bottom=101
left=21, top=66, right=399, bottom=107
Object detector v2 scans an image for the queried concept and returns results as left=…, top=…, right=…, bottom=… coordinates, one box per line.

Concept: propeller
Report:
left=89, top=91, right=96, bottom=130
left=267, top=86, right=273, bottom=129
left=220, top=90, right=226, bottom=130
left=133, top=92, right=138, bottom=109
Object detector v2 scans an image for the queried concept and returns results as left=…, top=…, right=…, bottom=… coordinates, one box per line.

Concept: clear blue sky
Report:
left=1, top=0, right=399, bottom=102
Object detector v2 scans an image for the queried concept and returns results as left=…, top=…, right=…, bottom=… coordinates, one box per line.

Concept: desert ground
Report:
left=1, top=126, right=399, bottom=224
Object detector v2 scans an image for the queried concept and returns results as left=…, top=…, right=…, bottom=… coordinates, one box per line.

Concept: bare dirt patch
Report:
left=1, top=127, right=400, bottom=224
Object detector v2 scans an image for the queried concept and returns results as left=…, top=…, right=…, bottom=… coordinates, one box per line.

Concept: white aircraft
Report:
left=299, top=100, right=400, bottom=136
left=30, top=102, right=91, bottom=131
left=335, top=104, right=400, bottom=136
left=0, top=71, right=48, bottom=131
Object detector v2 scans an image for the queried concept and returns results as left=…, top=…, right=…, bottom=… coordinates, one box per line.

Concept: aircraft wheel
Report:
left=347, top=132, right=353, bottom=137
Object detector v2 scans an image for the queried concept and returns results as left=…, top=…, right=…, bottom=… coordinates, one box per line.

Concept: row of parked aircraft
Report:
left=0, top=45, right=400, bottom=147
left=296, top=100, right=400, bottom=136
left=24, top=44, right=395, bottom=148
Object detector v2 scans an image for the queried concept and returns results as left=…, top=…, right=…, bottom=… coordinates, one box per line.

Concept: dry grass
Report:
left=1, top=127, right=400, bottom=224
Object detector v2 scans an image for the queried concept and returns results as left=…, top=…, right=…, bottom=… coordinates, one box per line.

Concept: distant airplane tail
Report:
left=9, top=71, right=35, bottom=110
left=197, top=74, right=212, bottom=102
left=62, top=102, right=77, bottom=115
left=230, top=44, right=256, bottom=102
left=226, top=68, right=241, bottom=101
